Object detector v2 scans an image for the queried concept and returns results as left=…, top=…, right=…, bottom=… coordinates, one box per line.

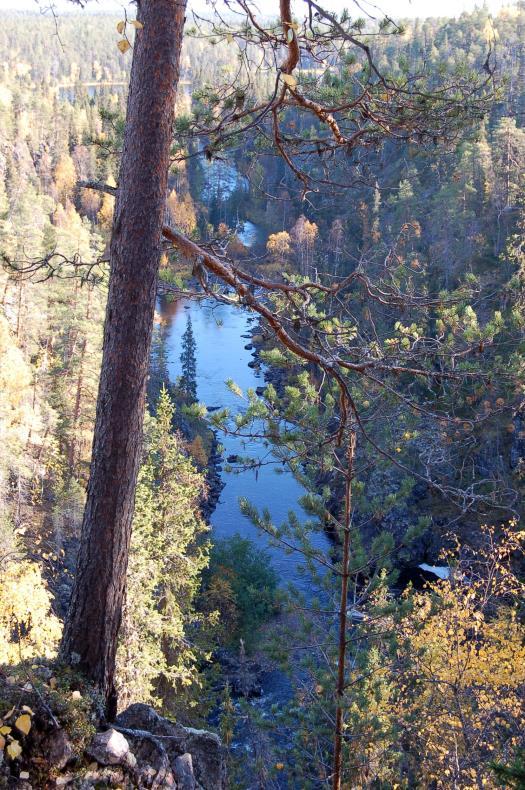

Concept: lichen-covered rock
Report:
left=55, top=773, right=74, bottom=786
left=115, top=704, right=227, bottom=790
left=116, top=729, right=176, bottom=788
left=0, top=672, right=226, bottom=790
left=76, top=765, right=126, bottom=788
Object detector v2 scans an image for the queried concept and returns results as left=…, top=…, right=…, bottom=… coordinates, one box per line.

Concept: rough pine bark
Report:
left=60, top=0, right=186, bottom=715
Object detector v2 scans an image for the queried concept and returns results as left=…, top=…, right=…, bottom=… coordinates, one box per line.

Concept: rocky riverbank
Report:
left=201, top=432, right=225, bottom=522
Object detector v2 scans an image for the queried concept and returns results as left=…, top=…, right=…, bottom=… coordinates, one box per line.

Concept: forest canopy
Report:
left=0, top=2, right=524, bottom=788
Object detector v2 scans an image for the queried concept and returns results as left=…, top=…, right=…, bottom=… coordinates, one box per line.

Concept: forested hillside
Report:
left=0, top=4, right=524, bottom=788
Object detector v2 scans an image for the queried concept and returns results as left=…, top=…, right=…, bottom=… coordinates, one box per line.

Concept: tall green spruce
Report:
left=117, top=387, right=210, bottom=714
left=180, top=314, right=197, bottom=403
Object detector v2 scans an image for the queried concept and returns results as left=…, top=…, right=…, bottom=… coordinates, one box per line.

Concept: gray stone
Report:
left=85, top=728, right=130, bottom=766
left=55, top=775, right=74, bottom=787
left=174, top=753, right=196, bottom=790
left=125, top=750, right=137, bottom=769
left=42, top=728, right=74, bottom=770
left=113, top=729, right=176, bottom=789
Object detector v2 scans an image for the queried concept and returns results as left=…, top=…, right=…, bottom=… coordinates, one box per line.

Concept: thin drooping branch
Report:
left=162, top=224, right=495, bottom=389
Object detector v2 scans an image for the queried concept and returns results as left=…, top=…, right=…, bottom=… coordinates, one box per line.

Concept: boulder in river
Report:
left=418, top=563, right=450, bottom=580
left=396, top=564, right=451, bottom=589
left=215, top=649, right=264, bottom=698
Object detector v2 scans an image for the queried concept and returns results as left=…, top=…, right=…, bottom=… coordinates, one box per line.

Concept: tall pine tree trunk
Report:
left=60, top=0, right=186, bottom=715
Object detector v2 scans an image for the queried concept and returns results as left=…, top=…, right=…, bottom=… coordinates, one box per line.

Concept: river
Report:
left=162, top=148, right=330, bottom=590
left=157, top=294, right=330, bottom=593
left=157, top=293, right=331, bottom=782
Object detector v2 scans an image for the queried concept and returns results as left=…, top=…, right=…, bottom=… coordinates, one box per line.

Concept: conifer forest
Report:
left=1, top=0, right=525, bottom=787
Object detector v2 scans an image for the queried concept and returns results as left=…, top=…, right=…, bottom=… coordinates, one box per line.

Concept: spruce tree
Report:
left=117, top=388, right=210, bottom=713
left=180, top=315, right=197, bottom=403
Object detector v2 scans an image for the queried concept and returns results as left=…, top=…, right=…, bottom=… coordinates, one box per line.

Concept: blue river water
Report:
left=157, top=295, right=330, bottom=592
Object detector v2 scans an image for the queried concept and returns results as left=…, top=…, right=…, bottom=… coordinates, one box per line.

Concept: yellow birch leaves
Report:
left=14, top=714, right=31, bottom=736
left=116, top=19, right=143, bottom=54
left=1, top=703, right=34, bottom=764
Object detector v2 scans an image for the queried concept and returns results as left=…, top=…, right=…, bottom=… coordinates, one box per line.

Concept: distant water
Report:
left=200, top=155, right=249, bottom=202
left=198, top=149, right=267, bottom=249
left=236, top=219, right=264, bottom=248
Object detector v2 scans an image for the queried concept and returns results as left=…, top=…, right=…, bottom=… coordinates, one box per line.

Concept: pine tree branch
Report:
left=78, top=179, right=117, bottom=197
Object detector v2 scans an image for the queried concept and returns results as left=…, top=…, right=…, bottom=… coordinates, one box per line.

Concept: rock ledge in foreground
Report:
left=114, top=703, right=227, bottom=790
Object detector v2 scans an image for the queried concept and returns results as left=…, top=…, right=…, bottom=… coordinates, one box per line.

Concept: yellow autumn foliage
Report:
left=0, top=560, right=62, bottom=665
left=54, top=153, right=77, bottom=204
left=97, top=175, right=116, bottom=231
left=344, top=525, right=525, bottom=788
left=167, top=188, right=197, bottom=236
left=396, top=585, right=525, bottom=788
left=266, top=231, right=291, bottom=262
left=0, top=314, right=42, bottom=488
left=0, top=315, right=31, bottom=436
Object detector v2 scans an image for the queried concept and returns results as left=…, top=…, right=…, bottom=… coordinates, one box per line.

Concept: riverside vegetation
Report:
left=0, top=2, right=524, bottom=788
